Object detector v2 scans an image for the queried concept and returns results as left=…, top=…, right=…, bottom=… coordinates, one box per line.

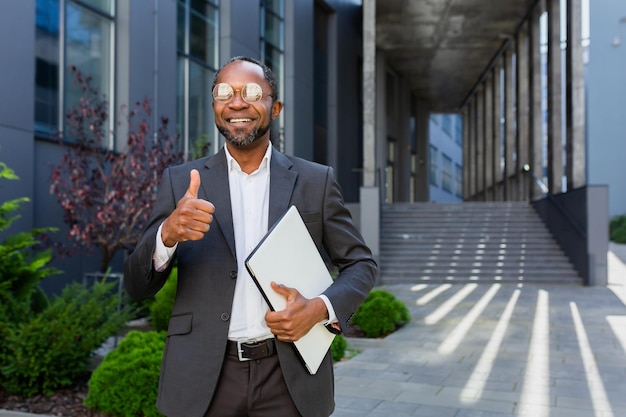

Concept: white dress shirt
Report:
left=153, top=144, right=337, bottom=341
left=225, top=143, right=272, bottom=340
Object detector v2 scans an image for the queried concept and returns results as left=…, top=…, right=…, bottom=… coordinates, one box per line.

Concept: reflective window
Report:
left=35, top=0, right=114, bottom=143
left=455, top=114, right=463, bottom=146
left=442, top=154, right=452, bottom=193
left=64, top=1, right=113, bottom=144
left=442, top=115, right=452, bottom=136
left=429, top=145, right=439, bottom=186
left=35, top=0, right=61, bottom=135
left=260, top=0, right=284, bottom=149
left=177, top=0, right=219, bottom=159
left=80, top=0, right=113, bottom=14
left=455, top=163, right=463, bottom=198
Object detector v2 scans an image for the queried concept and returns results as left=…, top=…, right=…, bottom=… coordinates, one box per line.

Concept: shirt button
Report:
left=220, top=312, right=230, bottom=321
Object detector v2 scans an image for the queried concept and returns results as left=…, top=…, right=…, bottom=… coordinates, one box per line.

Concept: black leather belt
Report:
left=227, top=338, right=276, bottom=361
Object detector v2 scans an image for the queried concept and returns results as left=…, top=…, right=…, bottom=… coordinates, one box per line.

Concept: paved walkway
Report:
left=3, top=244, right=626, bottom=417
left=330, top=244, right=626, bottom=417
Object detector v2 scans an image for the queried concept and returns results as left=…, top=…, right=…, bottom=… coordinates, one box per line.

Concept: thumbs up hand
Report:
left=161, top=169, right=215, bottom=247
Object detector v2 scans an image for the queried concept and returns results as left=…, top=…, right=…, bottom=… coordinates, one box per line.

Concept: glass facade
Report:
left=260, top=0, right=284, bottom=91
left=441, top=114, right=451, bottom=136
left=441, top=153, right=452, bottom=193
left=260, top=0, right=284, bottom=149
left=429, top=145, right=438, bottom=186
left=455, top=114, right=463, bottom=145
left=177, top=0, right=219, bottom=160
left=455, top=163, right=463, bottom=198
left=35, top=0, right=114, bottom=143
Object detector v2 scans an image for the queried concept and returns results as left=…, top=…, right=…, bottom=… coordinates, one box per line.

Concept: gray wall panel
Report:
left=0, top=0, right=35, bottom=131
left=0, top=1, right=36, bottom=236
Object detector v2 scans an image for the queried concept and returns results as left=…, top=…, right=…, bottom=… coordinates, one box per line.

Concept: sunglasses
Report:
left=212, top=82, right=274, bottom=103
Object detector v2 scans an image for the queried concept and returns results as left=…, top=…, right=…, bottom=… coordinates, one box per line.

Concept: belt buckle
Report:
left=237, top=340, right=253, bottom=361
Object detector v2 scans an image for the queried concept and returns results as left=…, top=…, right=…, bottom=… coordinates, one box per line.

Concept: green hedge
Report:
left=330, top=334, right=347, bottom=361
left=86, top=330, right=165, bottom=417
left=351, top=290, right=410, bottom=338
left=610, top=214, right=626, bottom=243
left=1, top=281, right=132, bottom=396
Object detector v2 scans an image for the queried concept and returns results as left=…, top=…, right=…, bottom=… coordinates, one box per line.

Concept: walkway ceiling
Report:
left=376, top=0, right=538, bottom=113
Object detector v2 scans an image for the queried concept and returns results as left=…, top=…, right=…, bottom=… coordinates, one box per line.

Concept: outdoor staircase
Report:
left=379, top=202, right=582, bottom=285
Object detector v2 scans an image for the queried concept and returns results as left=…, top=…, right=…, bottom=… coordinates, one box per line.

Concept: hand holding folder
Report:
left=245, top=206, right=336, bottom=374
left=265, top=281, right=332, bottom=342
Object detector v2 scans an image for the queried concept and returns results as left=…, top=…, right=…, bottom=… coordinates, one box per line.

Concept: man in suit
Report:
left=124, top=56, right=377, bottom=417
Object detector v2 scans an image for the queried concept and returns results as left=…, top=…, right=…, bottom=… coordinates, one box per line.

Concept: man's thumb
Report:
left=271, top=282, right=293, bottom=300
left=186, top=169, right=201, bottom=198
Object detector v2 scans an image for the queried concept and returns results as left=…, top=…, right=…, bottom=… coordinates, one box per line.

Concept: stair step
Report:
left=380, top=202, right=581, bottom=285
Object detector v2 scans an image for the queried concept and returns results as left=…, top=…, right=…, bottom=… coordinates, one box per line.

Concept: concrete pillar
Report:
left=504, top=49, right=516, bottom=201
left=476, top=86, right=485, bottom=200
left=529, top=4, right=544, bottom=200
left=397, top=80, right=412, bottom=202
left=484, top=74, right=494, bottom=201
left=415, top=97, right=430, bottom=202
left=360, top=0, right=379, bottom=259
left=468, top=100, right=476, bottom=199
left=546, top=0, right=564, bottom=194
left=516, top=26, right=530, bottom=201
left=566, top=0, right=586, bottom=190
left=462, top=107, right=470, bottom=200
left=493, top=62, right=503, bottom=201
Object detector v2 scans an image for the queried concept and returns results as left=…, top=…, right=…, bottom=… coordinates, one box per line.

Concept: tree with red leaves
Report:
left=50, top=66, right=184, bottom=272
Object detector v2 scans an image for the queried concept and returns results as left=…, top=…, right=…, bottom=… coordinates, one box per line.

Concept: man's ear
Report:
left=271, top=100, right=283, bottom=120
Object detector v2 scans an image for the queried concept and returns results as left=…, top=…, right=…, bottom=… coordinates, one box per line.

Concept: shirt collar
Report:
left=224, top=143, right=272, bottom=174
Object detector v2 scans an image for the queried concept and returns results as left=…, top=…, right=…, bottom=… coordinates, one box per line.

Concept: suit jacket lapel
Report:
left=269, top=148, right=297, bottom=227
left=195, top=147, right=296, bottom=259
left=200, top=149, right=236, bottom=260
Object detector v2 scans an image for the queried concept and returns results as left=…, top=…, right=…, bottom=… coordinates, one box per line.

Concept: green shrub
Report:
left=0, top=162, right=60, bottom=390
left=149, top=267, right=178, bottom=332
left=0, top=280, right=133, bottom=396
left=86, top=330, right=166, bottom=417
left=0, top=162, right=58, bottom=324
left=330, top=334, right=347, bottom=362
left=610, top=215, right=626, bottom=243
left=351, top=290, right=410, bottom=338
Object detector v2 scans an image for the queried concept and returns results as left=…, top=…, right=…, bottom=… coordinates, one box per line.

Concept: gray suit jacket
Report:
left=124, top=148, right=377, bottom=417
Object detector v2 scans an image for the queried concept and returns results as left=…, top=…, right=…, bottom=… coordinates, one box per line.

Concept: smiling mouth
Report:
left=228, top=118, right=253, bottom=124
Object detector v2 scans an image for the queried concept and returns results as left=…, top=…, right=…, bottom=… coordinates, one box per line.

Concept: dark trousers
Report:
left=204, top=344, right=302, bottom=417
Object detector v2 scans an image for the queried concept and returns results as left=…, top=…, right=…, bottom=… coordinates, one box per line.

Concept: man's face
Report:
left=212, top=60, right=282, bottom=149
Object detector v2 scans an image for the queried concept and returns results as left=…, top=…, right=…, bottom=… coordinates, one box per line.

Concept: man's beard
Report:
left=217, top=122, right=270, bottom=149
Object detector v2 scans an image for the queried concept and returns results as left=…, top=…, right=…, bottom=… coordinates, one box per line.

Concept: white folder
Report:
left=245, top=205, right=335, bottom=374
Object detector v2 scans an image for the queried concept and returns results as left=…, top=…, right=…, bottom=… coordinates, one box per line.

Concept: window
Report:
left=260, top=0, right=284, bottom=148
left=429, top=114, right=439, bottom=125
left=177, top=0, right=219, bottom=159
left=35, top=0, right=114, bottom=143
left=441, top=115, right=451, bottom=136
left=455, top=163, right=463, bottom=198
left=442, top=154, right=452, bottom=193
left=429, top=145, right=438, bottom=186
left=455, top=114, right=463, bottom=146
